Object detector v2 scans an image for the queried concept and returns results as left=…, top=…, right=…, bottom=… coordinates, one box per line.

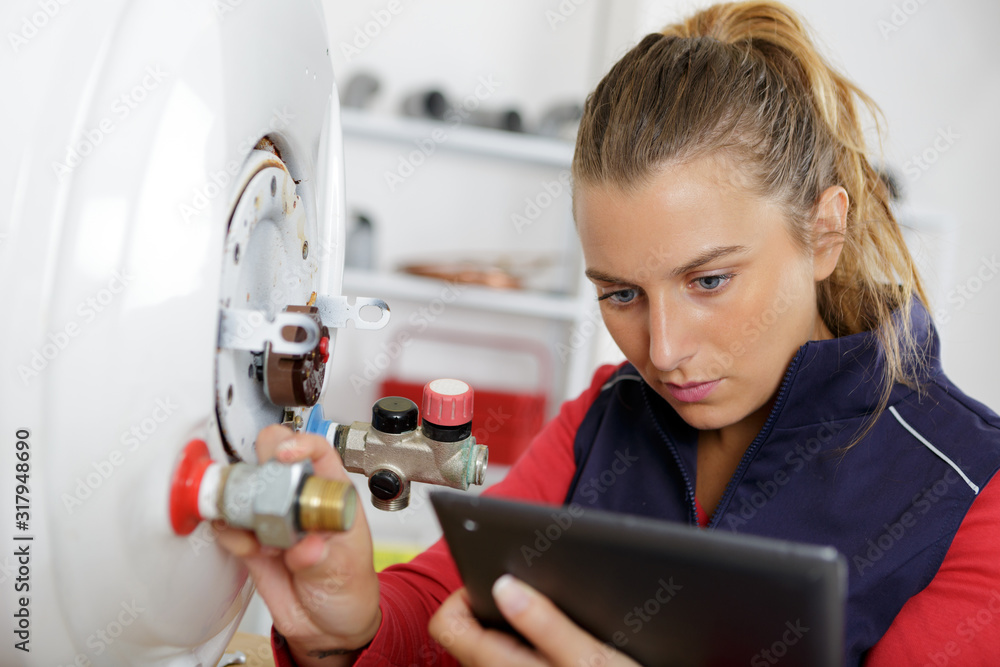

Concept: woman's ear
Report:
left=812, top=185, right=848, bottom=282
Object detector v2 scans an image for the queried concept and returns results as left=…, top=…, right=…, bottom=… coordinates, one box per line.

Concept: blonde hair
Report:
left=573, top=1, right=932, bottom=441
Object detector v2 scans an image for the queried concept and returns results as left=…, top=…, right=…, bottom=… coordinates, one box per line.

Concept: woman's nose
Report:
left=647, top=296, right=695, bottom=372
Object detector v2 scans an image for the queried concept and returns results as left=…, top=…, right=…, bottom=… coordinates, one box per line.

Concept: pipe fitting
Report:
left=170, top=439, right=357, bottom=548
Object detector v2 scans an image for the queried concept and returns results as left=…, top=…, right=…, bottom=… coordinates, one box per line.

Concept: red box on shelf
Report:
left=379, top=378, right=547, bottom=465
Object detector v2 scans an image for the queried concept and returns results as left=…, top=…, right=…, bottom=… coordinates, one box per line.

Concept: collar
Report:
left=773, top=296, right=940, bottom=430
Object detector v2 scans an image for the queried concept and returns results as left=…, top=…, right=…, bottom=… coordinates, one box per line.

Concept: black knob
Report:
left=369, top=469, right=403, bottom=501
left=371, top=396, right=418, bottom=434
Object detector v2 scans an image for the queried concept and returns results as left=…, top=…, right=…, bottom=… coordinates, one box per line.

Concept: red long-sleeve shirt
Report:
left=275, top=364, right=1000, bottom=666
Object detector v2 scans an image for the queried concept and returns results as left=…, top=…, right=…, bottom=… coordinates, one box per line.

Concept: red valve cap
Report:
left=422, top=378, right=474, bottom=426
left=169, top=439, right=213, bottom=536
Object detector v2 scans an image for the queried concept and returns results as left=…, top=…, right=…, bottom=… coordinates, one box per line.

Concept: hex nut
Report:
left=252, top=459, right=312, bottom=548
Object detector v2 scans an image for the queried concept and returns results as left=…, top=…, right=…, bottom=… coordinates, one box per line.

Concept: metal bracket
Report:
left=218, top=308, right=320, bottom=356
left=316, top=295, right=390, bottom=330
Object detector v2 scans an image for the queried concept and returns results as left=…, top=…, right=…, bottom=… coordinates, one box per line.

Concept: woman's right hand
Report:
left=215, top=423, right=381, bottom=667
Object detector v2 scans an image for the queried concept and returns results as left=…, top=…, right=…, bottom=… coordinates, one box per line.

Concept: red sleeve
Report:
left=864, top=472, right=1000, bottom=667
left=272, top=364, right=622, bottom=666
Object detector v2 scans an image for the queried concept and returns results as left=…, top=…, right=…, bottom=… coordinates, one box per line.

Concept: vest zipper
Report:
left=706, top=348, right=805, bottom=530
left=641, top=385, right=700, bottom=526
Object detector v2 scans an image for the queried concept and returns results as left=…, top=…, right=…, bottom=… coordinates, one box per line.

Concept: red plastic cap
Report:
left=422, top=378, right=474, bottom=426
left=169, top=439, right=213, bottom=536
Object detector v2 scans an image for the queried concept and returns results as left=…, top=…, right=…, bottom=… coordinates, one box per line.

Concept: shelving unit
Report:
left=338, top=110, right=602, bottom=405
left=341, top=108, right=576, bottom=168
left=343, top=268, right=585, bottom=321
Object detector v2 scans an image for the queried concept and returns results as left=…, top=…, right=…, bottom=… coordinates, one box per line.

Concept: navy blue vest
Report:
left=564, top=301, right=1000, bottom=665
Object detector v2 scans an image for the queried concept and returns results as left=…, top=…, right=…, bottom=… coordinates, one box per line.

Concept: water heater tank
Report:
left=0, top=1, right=358, bottom=664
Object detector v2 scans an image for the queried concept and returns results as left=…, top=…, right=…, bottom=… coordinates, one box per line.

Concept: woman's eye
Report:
left=599, top=288, right=638, bottom=305
left=694, top=274, right=732, bottom=291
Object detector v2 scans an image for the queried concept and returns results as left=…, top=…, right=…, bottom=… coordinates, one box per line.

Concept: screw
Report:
left=270, top=175, right=277, bottom=197
left=302, top=241, right=309, bottom=260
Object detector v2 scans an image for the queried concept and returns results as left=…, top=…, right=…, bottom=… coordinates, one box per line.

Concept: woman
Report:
left=219, top=2, right=1000, bottom=665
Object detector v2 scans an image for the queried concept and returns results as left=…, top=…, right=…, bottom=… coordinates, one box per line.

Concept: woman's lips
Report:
left=665, top=379, right=721, bottom=403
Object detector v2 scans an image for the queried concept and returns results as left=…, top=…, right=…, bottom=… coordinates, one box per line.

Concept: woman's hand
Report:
left=429, top=575, right=641, bottom=667
left=215, top=424, right=381, bottom=667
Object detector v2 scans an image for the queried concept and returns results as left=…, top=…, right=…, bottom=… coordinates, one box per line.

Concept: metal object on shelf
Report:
left=341, top=72, right=381, bottom=109
left=345, top=211, right=375, bottom=270
left=306, top=380, right=488, bottom=512
left=399, top=254, right=560, bottom=291
left=465, top=108, right=524, bottom=133
left=401, top=261, right=522, bottom=289
left=400, top=88, right=522, bottom=132
left=401, top=89, right=450, bottom=120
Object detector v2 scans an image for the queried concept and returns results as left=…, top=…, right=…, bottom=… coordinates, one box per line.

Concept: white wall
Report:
left=323, top=0, right=607, bottom=123
left=321, top=0, right=1000, bottom=410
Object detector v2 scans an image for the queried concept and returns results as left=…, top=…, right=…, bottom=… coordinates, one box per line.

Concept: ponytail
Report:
left=573, top=1, right=932, bottom=446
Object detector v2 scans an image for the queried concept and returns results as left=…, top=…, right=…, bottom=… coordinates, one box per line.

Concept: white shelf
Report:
left=338, top=111, right=600, bottom=402
left=340, top=109, right=575, bottom=169
left=343, top=268, right=588, bottom=321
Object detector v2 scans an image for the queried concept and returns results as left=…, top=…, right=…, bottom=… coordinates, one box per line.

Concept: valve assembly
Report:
left=170, top=378, right=488, bottom=547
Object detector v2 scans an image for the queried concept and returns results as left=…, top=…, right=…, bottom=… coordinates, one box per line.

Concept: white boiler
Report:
left=1, top=1, right=358, bottom=664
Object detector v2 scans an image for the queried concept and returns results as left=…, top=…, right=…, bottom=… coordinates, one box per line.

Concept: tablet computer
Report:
left=431, top=491, right=846, bottom=667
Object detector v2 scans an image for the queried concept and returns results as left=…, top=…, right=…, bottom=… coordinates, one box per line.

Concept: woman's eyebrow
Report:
left=585, top=245, right=749, bottom=284
left=584, top=268, right=627, bottom=283
left=670, top=244, right=749, bottom=277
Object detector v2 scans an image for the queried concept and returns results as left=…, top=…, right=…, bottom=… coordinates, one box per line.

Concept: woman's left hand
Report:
left=428, top=575, right=641, bottom=667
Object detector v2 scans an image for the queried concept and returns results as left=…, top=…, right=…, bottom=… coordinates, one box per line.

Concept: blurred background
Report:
left=320, top=0, right=1000, bottom=413
left=245, top=0, right=1000, bottom=635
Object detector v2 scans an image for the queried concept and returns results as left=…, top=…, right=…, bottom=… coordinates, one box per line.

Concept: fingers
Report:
left=270, top=506, right=377, bottom=621
left=429, top=588, right=548, bottom=667
left=217, top=423, right=362, bottom=577
left=217, top=526, right=380, bottom=649
left=213, top=521, right=261, bottom=558
left=255, top=423, right=350, bottom=481
left=212, top=523, right=307, bottom=625
left=492, top=575, right=638, bottom=667
left=281, top=530, right=372, bottom=595
left=236, top=420, right=375, bottom=580
left=211, top=423, right=382, bottom=654
left=239, top=549, right=326, bottom=641
left=255, top=423, right=298, bottom=461
left=282, top=533, right=329, bottom=572
left=213, top=524, right=320, bottom=638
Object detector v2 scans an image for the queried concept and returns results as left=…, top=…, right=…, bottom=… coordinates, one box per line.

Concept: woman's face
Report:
left=575, top=154, right=838, bottom=433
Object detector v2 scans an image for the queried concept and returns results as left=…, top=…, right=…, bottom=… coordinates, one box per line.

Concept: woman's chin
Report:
left=661, top=397, right=738, bottom=431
